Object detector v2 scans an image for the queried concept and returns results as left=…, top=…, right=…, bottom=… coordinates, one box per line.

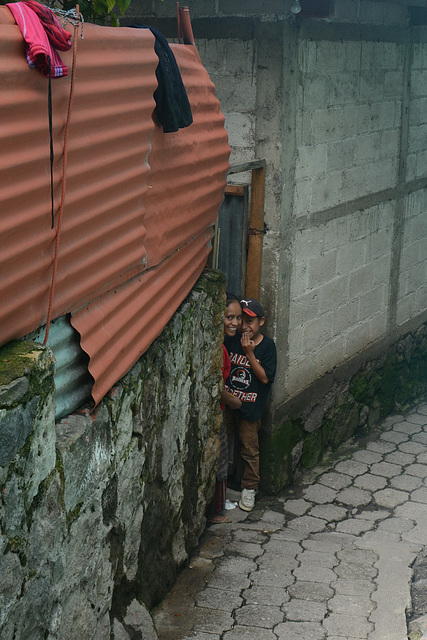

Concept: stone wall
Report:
left=0, top=270, right=225, bottom=640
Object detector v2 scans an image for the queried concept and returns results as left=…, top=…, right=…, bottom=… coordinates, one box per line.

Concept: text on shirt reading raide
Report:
left=229, top=353, right=261, bottom=367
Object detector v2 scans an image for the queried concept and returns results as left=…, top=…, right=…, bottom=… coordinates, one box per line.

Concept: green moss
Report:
left=301, top=430, right=323, bottom=468
left=66, top=501, right=83, bottom=530
left=260, top=418, right=304, bottom=492
left=349, top=373, right=369, bottom=402
left=0, top=340, right=43, bottom=386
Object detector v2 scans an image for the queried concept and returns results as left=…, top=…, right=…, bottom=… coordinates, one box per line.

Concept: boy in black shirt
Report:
left=224, top=298, right=277, bottom=511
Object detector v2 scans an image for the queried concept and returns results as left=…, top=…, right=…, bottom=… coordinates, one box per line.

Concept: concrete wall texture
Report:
left=0, top=272, right=225, bottom=640
left=124, top=0, right=427, bottom=485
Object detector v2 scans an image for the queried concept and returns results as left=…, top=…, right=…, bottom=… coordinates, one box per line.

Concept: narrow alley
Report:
left=153, top=402, right=427, bottom=640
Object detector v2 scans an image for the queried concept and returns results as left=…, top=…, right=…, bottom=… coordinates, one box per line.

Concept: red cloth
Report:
left=7, top=1, right=72, bottom=78
left=220, top=344, right=231, bottom=411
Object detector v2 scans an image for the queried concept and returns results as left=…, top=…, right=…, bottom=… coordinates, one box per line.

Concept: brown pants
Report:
left=236, top=417, right=261, bottom=491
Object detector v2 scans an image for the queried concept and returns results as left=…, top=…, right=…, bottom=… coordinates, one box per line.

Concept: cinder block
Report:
left=197, top=40, right=228, bottom=73
left=311, top=109, right=343, bottom=144
left=212, top=74, right=257, bottom=113
left=224, top=112, right=254, bottom=149
left=307, top=249, right=338, bottom=289
left=414, top=149, right=427, bottom=179
left=358, top=285, right=386, bottom=320
left=342, top=104, right=371, bottom=137
left=370, top=101, right=400, bottom=132
left=360, top=41, right=376, bottom=71
left=369, top=309, right=388, bottom=340
left=349, top=264, right=373, bottom=298
left=341, top=165, right=369, bottom=202
left=344, top=41, right=362, bottom=71
left=406, top=263, right=426, bottom=294
left=359, top=71, right=385, bottom=102
left=365, top=159, right=397, bottom=193
left=302, top=314, right=334, bottom=354
left=291, top=257, right=309, bottom=297
left=315, top=42, right=346, bottom=72
left=382, top=42, right=399, bottom=71
left=298, top=40, right=318, bottom=74
left=225, top=40, right=255, bottom=75
left=344, top=319, right=372, bottom=359
left=303, top=77, right=332, bottom=112
left=396, top=293, right=414, bottom=326
left=327, top=138, right=355, bottom=172
left=295, top=144, right=328, bottom=180
left=287, top=327, right=304, bottom=364
left=372, top=255, right=392, bottom=287
left=317, top=336, right=346, bottom=375
left=317, top=276, right=350, bottom=315
left=293, top=177, right=313, bottom=218
left=384, top=71, right=404, bottom=98
left=366, top=228, right=393, bottom=263
left=410, top=70, right=427, bottom=98
left=327, top=72, right=360, bottom=106
left=354, top=133, right=382, bottom=165
left=406, top=153, right=418, bottom=181
left=379, top=130, right=400, bottom=159
left=412, top=44, right=427, bottom=71
left=409, top=124, right=427, bottom=154
left=332, top=299, right=359, bottom=335
left=310, top=172, right=344, bottom=212
left=289, top=290, right=320, bottom=330
left=415, top=284, right=427, bottom=313
left=337, top=238, right=367, bottom=277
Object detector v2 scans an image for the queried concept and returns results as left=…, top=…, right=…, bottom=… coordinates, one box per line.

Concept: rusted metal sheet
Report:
left=142, top=44, right=229, bottom=265
left=71, top=230, right=212, bottom=404
left=0, top=9, right=156, bottom=341
left=71, top=44, right=230, bottom=405
left=0, top=8, right=230, bottom=406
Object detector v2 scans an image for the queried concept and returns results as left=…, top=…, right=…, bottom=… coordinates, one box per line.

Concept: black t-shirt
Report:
left=224, top=333, right=277, bottom=421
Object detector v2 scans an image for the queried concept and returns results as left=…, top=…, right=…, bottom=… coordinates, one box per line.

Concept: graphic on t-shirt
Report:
left=231, top=368, right=251, bottom=390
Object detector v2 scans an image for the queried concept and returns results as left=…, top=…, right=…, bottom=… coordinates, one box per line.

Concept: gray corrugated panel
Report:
left=218, top=191, right=248, bottom=297
left=28, top=316, right=93, bottom=420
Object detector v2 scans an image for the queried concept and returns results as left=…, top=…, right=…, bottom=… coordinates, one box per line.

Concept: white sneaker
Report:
left=239, top=489, right=256, bottom=512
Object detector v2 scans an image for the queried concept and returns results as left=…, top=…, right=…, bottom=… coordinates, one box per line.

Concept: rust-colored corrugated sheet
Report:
left=0, top=8, right=230, bottom=405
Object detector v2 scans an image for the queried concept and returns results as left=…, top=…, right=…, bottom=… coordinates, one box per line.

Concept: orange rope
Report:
left=44, top=7, right=80, bottom=345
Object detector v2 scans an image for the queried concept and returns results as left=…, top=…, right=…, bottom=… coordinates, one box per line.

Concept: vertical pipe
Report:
left=179, top=7, right=195, bottom=45
left=245, top=166, right=265, bottom=300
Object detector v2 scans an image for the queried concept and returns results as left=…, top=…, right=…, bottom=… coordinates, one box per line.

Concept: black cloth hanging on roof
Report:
left=130, top=24, right=193, bottom=134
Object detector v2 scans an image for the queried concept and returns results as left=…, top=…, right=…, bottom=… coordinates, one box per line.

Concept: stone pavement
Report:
left=152, top=401, right=427, bottom=640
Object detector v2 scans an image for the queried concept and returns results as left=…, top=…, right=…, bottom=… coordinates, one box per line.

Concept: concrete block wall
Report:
left=197, top=38, right=257, bottom=169
left=397, top=189, right=427, bottom=326
left=288, top=203, right=394, bottom=396
left=408, top=43, right=427, bottom=180
left=294, top=39, right=404, bottom=216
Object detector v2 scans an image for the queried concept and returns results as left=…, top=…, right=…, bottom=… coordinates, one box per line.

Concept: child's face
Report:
left=224, top=301, right=242, bottom=337
left=241, top=313, right=265, bottom=341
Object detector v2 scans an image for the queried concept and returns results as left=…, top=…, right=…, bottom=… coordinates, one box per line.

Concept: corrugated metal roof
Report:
left=0, top=8, right=230, bottom=406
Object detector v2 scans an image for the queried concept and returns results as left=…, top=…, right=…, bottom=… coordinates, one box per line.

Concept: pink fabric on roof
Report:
left=6, top=1, right=72, bottom=77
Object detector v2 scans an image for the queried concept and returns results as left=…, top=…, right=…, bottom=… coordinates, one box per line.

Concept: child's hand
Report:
left=241, top=332, right=255, bottom=355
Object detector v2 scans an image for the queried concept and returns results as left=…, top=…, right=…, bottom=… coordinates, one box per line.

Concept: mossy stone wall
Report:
left=0, top=270, right=225, bottom=640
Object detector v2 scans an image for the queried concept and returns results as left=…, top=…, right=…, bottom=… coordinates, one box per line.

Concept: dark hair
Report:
left=225, top=292, right=241, bottom=307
